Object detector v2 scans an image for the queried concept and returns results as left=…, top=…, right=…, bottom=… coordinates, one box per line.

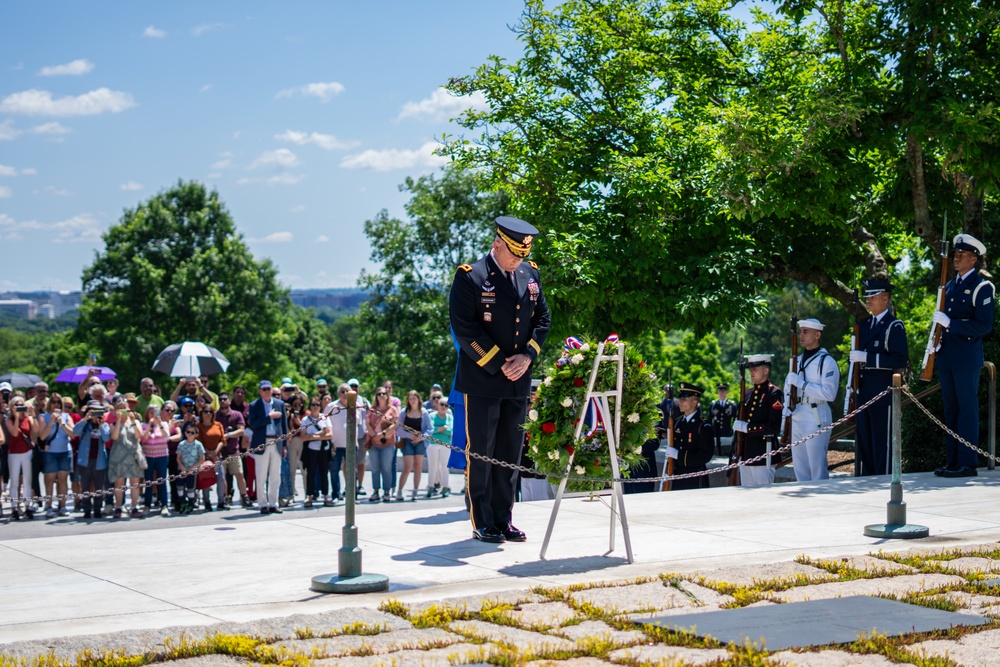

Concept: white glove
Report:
left=782, top=406, right=793, bottom=418
left=732, top=419, right=748, bottom=433
left=849, top=350, right=867, bottom=365
left=932, top=311, right=951, bottom=328
left=665, top=446, right=679, bottom=460
left=785, top=371, right=802, bottom=389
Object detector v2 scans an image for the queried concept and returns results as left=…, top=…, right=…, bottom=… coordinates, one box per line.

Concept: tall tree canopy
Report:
left=78, top=181, right=300, bottom=387
left=445, top=0, right=1000, bottom=335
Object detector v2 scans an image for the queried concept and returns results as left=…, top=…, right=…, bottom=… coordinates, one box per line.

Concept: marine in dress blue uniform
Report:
left=450, top=217, right=550, bottom=543
left=732, top=355, right=784, bottom=487
left=668, top=383, right=715, bottom=491
left=932, top=234, right=995, bottom=477
left=849, top=279, right=909, bottom=476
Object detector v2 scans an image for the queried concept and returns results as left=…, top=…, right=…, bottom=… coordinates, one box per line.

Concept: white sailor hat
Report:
left=797, top=318, right=825, bottom=331
left=953, top=234, right=986, bottom=256
left=745, top=354, right=773, bottom=368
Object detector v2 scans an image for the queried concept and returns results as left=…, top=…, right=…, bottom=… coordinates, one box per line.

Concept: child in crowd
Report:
left=427, top=397, right=453, bottom=498
left=176, top=424, right=206, bottom=514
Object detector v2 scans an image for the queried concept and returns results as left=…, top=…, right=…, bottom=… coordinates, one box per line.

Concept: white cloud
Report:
left=276, top=82, right=345, bottom=102
left=0, top=211, right=104, bottom=243
left=235, top=177, right=256, bottom=185
left=120, top=181, right=143, bottom=191
left=35, top=185, right=71, bottom=196
left=199, top=84, right=213, bottom=93
left=0, top=88, right=135, bottom=116
left=290, top=205, right=306, bottom=213
left=250, top=148, right=299, bottom=168
left=397, top=87, right=489, bottom=122
left=0, top=165, right=16, bottom=177
left=38, top=59, right=95, bottom=77
left=249, top=231, right=293, bottom=243
left=21, top=167, right=37, bottom=175
left=274, top=129, right=357, bottom=151
left=315, top=234, right=330, bottom=243
left=340, top=141, right=448, bottom=172
left=267, top=173, right=303, bottom=186
left=31, top=121, right=71, bottom=135
left=0, top=186, right=11, bottom=198
left=144, top=25, right=166, bottom=38
left=191, top=23, right=227, bottom=37
left=211, top=153, right=233, bottom=169
left=0, top=119, right=20, bottom=140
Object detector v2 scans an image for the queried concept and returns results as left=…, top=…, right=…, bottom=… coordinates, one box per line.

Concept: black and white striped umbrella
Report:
left=151, top=341, right=230, bottom=377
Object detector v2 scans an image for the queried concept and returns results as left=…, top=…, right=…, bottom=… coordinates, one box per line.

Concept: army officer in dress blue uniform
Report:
left=849, top=279, right=909, bottom=476
left=932, top=234, right=995, bottom=478
left=666, top=382, right=715, bottom=491
left=450, top=217, right=550, bottom=543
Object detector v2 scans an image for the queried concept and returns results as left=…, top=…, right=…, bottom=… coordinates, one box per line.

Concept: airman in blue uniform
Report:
left=849, top=279, right=909, bottom=476
left=450, top=217, right=550, bottom=543
left=932, top=234, right=995, bottom=478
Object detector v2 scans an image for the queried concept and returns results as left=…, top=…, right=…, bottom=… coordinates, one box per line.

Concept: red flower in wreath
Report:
left=573, top=377, right=584, bottom=387
left=592, top=460, right=601, bottom=467
left=565, top=445, right=574, bottom=456
left=541, top=422, right=556, bottom=434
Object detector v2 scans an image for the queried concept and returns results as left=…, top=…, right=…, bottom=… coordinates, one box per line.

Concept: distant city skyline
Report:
left=0, top=2, right=525, bottom=292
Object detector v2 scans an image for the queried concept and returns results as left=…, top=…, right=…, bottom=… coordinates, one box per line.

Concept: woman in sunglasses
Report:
left=198, top=405, right=227, bottom=510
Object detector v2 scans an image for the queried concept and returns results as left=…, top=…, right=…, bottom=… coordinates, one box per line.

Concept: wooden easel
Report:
left=539, top=341, right=634, bottom=564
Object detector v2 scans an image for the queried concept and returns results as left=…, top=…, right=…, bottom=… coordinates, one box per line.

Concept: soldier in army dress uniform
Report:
left=449, top=216, right=550, bottom=543
left=932, top=234, right=995, bottom=478
left=665, top=382, right=715, bottom=491
left=709, top=383, right=736, bottom=455
left=732, top=354, right=783, bottom=487
left=849, top=279, right=909, bottom=476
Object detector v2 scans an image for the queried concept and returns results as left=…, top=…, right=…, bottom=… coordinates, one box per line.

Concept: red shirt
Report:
left=7, top=416, right=34, bottom=454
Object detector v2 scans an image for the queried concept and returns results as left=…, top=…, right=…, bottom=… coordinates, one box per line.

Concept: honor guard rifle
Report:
left=781, top=315, right=798, bottom=445
left=921, top=213, right=950, bottom=381
left=726, top=340, right=748, bottom=486
left=844, top=289, right=861, bottom=421
left=660, top=371, right=675, bottom=492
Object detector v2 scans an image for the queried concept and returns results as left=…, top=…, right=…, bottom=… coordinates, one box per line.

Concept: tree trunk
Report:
left=906, top=132, right=936, bottom=246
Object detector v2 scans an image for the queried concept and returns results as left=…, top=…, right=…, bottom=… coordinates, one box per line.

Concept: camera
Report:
left=380, top=436, right=387, bottom=445
left=15, top=405, right=28, bottom=413
left=90, top=409, right=105, bottom=418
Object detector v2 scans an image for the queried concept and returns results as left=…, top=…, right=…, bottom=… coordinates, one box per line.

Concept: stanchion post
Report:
left=985, top=361, right=995, bottom=471
left=311, top=390, right=389, bottom=593
left=864, top=374, right=929, bottom=539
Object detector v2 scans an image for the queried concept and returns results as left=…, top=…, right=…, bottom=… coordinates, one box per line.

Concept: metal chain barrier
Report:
left=0, top=406, right=351, bottom=507
left=902, top=387, right=1000, bottom=464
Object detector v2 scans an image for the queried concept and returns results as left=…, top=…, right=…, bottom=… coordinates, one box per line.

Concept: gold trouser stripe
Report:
left=528, top=338, right=541, bottom=355
left=464, top=393, right=475, bottom=530
left=477, top=345, right=500, bottom=367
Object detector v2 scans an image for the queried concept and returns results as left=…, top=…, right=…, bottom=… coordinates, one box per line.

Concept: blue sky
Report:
left=0, top=2, right=525, bottom=292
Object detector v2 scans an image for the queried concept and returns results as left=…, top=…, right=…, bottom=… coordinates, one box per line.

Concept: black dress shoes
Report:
left=933, top=466, right=948, bottom=477
left=941, top=466, right=977, bottom=478
left=500, top=524, right=527, bottom=542
left=473, top=526, right=506, bottom=543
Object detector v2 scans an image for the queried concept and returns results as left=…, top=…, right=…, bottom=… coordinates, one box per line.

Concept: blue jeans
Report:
left=144, top=455, right=169, bottom=508
left=330, top=447, right=346, bottom=498
left=368, top=445, right=396, bottom=493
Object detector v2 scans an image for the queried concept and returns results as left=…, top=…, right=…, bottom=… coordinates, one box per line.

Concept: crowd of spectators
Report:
left=0, top=373, right=458, bottom=522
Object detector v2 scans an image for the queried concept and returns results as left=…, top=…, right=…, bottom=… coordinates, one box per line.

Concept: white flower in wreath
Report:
left=547, top=450, right=559, bottom=460
left=580, top=343, right=590, bottom=352
left=634, top=446, right=643, bottom=454
left=531, top=445, right=539, bottom=454
left=575, top=465, right=586, bottom=475
left=570, top=353, right=584, bottom=365
left=627, top=412, right=640, bottom=423
left=528, top=408, right=539, bottom=421
left=560, top=397, right=573, bottom=408
left=544, top=376, right=553, bottom=386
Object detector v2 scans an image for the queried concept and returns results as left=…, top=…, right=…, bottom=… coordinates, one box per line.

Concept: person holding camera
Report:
left=365, top=388, right=398, bottom=503
left=108, top=399, right=145, bottom=519
left=4, top=396, right=38, bottom=520
left=73, top=400, right=111, bottom=519
left=301, top=398, right=333, bottom=507
left=37, top=392, right=75, bottom=518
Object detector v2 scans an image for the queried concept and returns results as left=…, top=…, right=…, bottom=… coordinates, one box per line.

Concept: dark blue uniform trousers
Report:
left=856, top=391, right=893, bottom=476
left=464, top=394, right=527, bottom=532
left=939, top=366, right=981, bottom=468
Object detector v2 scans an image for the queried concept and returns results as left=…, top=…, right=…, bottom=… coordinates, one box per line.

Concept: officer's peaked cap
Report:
left=495, top=216, right=538, bottom=258
left=862, top=278, right=893, bottom=298
left=745, top=354, right=772, bottom=368
left=677, top=382, right=704, bottom=399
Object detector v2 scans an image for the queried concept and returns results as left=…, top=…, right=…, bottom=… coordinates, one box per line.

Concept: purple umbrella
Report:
left=54, top=366, right=117, bottom=384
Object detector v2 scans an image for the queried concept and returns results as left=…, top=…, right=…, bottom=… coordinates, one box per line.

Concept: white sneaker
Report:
left=45, top=507, right=56, bottom=519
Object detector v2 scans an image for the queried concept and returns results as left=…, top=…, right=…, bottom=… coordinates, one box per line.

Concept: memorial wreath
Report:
left=524, top=337, right=660, bottom=492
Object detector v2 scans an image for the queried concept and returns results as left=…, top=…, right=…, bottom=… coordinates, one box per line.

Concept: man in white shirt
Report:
left=324, top=383, right=367, bottom=501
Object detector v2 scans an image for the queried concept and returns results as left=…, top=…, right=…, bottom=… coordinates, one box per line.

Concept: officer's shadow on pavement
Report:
left=405, top=509, right=468, bottom=525
left=392, top=539, right=511, bottom=567
left=775, top=472, right=994, bottom=499
left=498, top=555, right=628, bottom=578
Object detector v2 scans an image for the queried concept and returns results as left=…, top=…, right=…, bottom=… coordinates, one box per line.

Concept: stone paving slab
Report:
left=775, top=573, right=965, bottom=603
left=451, top=619, right=576, bottom=653
left=942, top=591, right=1000, bottom=617
left=939, top=557, right=1000, bottom=574
left=549, top=620, right=646, bottom=645
left=507, top=601, right=578, bottom=628
left=153, top=658, right=254, bottom=667
left=768, top=649, right=897, bottom=666
left=696, top=561, right=837, bottom=588
left=910, top=627, right=1000, bottom=667
left=608, top=645, right=730, bottom=665
left=525, top=659, right=615, bottom=667
left=408, top=590, right=547, bottom=616
left=815, top=555, right=917, bottom=575
left=570, top=580, right=732, bottom=614
left=311, top=642, right=496, bottom=667
left=270, top=627, right=464, bottom=657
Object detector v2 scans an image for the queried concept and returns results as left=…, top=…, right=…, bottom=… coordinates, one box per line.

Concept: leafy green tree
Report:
left=355, top=167, right=509, bottom=393
left=78, top=181, right=293, bottom=388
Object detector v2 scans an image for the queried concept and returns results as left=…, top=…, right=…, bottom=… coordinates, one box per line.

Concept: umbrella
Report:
left=152, top=341, right=231, bottom=377
left=54, top=366, right=117, bottom=384
left=0, top=372, right=45, bottom=389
